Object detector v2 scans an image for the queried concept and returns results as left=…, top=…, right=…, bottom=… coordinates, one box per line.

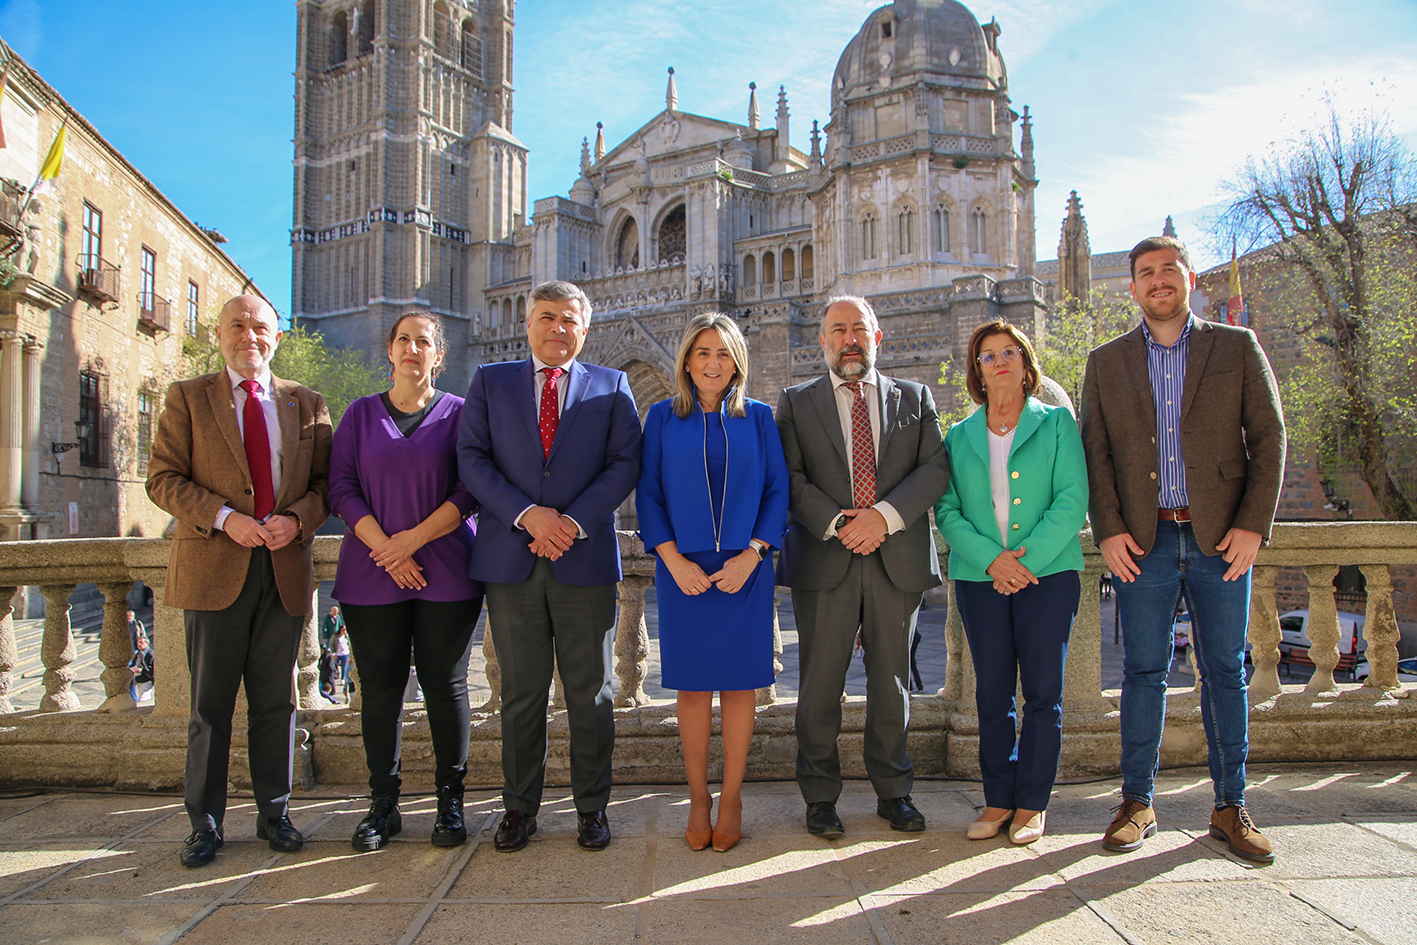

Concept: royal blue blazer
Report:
left=636, top=398, right=789, bottom=555
left=457, top=358, right=642, bottom=586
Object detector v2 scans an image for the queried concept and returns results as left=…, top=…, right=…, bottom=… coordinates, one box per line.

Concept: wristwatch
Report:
left=282, top=512, right=304, bottom=541
left=752, top=541, right=769, bottom=560
left=834, top=513, right=850, bottom=532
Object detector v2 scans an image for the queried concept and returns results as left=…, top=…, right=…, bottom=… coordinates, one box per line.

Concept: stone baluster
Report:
left=613, top=574, right=651, bottom=707
left=38, top=584, right=81, bottom=712
left=939, top=577, right=974, bottom=711
left=95, top=582, right=137, bottom=712
left=755, top=591, right=784, bottom=707
left=1359, top=564, right=1402, bottom=691
left=151, top=586, right=189, bottom=718
left=1064, top=560, right=1113, bottom=711
left=1247, top=566, right=1283, bottom=700
left=0, top=585, right=17, bottom=713
left=295, top=591, right=320, bottom=709
left=478, top=612, right=501, bottom=713
left=1303, top=564, right=1341, bottom=694
left=348, top=658, right=362, bottom=711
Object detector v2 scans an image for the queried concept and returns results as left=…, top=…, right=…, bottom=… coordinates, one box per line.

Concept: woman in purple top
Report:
left=329, top=312, right=483, bottom=853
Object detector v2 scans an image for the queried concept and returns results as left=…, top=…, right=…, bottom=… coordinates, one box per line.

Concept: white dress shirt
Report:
left=514, top=356, right=585, bottom=538
left=214, top=365, right=284, bottom=531
left=823, top=368, right=905, bottom=539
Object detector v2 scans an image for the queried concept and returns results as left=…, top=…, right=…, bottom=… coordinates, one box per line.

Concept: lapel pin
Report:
left=288, top=402, right=295, bottom=408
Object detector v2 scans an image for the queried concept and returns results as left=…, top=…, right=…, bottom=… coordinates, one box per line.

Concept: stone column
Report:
left=20, top=340, right=41, bottom=510
left=38, top=584, right=81, bottom=711
left=95, top=581, right=137, bottom=712
left=295, top=587, right=320, bottom=709
left=478, top=612, right=501, bottom=713
left=1064, top=560, right=1113, bottom=712
left=614, top=575, right=651, bottom=707
left=0, top=585, right=18, bottom=713
left=756, top=591, right=784, bottom=707
left=1359, top=564, right=1401, bottom=691
left=1247, top=566, right=1283, bottom=701
left=0, top=332, right=22, bottom=514
left=1303, top=564, right=1341, bottom=694
left=151, top=586, right=189, bottom=718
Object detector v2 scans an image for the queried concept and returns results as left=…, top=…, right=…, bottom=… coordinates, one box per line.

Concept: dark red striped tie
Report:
left=539, top=367, right=565, bottom=458
left=240, top=379, right=275, bottom=520
left=846, top=381, right=877, bottom=509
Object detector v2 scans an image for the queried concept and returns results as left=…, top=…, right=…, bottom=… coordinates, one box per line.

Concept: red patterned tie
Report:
left=846, top=381, right=877, bottom=509
left=539, top=367, right=565, bottom=458
left=239, top=379, right=275, bottom=520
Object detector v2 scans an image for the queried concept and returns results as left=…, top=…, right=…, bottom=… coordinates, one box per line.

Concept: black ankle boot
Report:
left=351, top=795, right=402, bottom=852
left=432, top=783, right=467, bottom=847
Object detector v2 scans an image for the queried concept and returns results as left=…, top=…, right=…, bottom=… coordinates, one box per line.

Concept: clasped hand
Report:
left=370, top=529, right=427, bottom=590
left=523, top=506, right=578, bottom=560
left=224, top=511, right=299, bottom=551
left=987, top=547, right=1036, bottom=595
left=665, top=549, right=758, bottom=596
left=836, top=508, right=888, bottom=555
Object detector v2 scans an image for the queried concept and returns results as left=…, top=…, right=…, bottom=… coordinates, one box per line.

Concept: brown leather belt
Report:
left=1158, top=507, right=1191, bottom=522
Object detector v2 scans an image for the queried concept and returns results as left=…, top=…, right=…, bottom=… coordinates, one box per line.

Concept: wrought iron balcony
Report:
left=75, top=255, right=121, bottom=305
left=138, top=293, right=173, bottom=332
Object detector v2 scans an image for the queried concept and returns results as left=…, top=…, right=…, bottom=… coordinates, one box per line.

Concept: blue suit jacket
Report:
left=636, top=397, right=789, bottom=555
left=457, top=358, right=642, bottom=586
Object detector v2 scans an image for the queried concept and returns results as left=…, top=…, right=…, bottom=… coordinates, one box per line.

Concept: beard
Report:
left=1137, top=287, right=1190, bottom=323
left=830, top=342, right=875, bottom=380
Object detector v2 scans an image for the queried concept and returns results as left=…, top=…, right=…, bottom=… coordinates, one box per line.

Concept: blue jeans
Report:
left=1116, top=521, right=1250, bottom=809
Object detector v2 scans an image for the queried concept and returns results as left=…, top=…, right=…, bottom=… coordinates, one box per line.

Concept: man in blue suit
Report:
left=458, top=280, right=641, bottom=853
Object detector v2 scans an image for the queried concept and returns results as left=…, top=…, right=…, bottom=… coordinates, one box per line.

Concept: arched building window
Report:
left=802, top=244, right=814, bottom=279
left=970, top=207, right=987, bottom=255
left=330, top=11, right=348, bottom=65
left=861, top=214, right=878, bottom=260
left=933, top=206, right=950, bottom=253
left=358, top=1, right=375, bottom=54
left=658, top=204, right=686, bottom=261
left=782, top=248, right=796, bottom=281
left=898, top=206, right=915, bottom=254
left=762, top=251, right=776, bottom=284
left=461, top=20, right=483, bottom=78
left=615, top=218, right=640, bottom=269
left=516, top=296, right=526, bottom=321
left=433, top=2, right=454, bottom=58
left=502, top=298, right=513, bottom=325
left=743, top=254, right=757, bottom=287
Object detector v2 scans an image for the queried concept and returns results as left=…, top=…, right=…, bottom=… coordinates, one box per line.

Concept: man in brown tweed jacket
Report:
left=147, top=294, right=331, bottom=868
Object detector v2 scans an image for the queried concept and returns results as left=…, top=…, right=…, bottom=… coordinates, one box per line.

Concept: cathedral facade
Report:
left=292, top=0, right=1047, bottom=409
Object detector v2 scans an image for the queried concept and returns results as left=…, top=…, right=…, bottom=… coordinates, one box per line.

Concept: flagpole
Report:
left=15, top=117, right=69, bottom=224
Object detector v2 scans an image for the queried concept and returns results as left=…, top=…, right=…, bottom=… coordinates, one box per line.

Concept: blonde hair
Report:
left=671, top=313, right=750, bottom=418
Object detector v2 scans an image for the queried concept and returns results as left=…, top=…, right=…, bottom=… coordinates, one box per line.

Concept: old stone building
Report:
left=0, top=45, right=269, bottom=541
left=293, top=0, right=1047, bottom=411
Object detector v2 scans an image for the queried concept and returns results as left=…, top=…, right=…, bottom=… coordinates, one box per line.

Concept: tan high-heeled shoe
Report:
left=685, top=826, right=713, bottom=851
left=711, top=826, right=741, bottom=852
left=1009, top=811, right=1046, bottom=845
left=967, top=808, right=1014, bottom=840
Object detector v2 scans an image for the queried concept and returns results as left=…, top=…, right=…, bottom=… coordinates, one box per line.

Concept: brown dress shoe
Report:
left=1102, top=800, right=1156, bottom=852
left=1210, top=805, right=1274, bottom=864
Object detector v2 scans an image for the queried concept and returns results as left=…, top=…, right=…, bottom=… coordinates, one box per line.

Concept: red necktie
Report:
left=846, top=381, right=877, bottom=509
left=240, top=379, right=275, bottom=520
left=539, top=367, right=565, bottom=458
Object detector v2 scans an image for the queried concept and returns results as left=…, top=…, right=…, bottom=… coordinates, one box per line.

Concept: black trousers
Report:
left=184, top=547, right=303, bottom=832
left=486, top=558, right=616, bottom=815
left=341, top=597, right=482, bottom=797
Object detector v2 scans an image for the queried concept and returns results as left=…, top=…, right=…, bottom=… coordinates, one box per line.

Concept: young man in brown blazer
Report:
left=147, top=295, right=332, bottom=867
left=1080, top=237, right=1285, bottom=863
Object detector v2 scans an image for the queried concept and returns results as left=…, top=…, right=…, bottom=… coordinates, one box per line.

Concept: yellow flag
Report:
left=39, top=124, right=66, bottom=180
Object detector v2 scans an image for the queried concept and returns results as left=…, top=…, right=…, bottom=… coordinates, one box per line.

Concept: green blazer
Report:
left=934, top=397, right=1088, bottom=583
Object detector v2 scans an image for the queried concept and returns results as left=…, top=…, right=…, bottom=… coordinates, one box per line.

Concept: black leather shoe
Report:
left=351, top=796, right=402, bottom=852
left=577, top=810, right=612, bottom=850
left=493, top=810, right=537, bottom=852
left=179, top=828, right=223, bottom=868
left=877, top=795, right=926, bottom=832
left=805, top=801, right=845, bottom=839
left=256, top=814, right=305, bottom=853
left=432, top=785, right=467, bottom=847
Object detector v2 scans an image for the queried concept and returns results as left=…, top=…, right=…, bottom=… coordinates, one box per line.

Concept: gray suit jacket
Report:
left=1080, top=319, right=1286, bottom=557
left=776, top=374, right=949, bottom=594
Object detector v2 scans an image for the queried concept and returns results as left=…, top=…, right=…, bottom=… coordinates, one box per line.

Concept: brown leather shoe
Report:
left=1210, top=805, right=1274, bottom=864
left=1102, top=800, right=1156, bottom=852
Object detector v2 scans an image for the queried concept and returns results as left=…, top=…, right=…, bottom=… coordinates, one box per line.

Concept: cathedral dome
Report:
left=832, top=0, right=1005, bottom=102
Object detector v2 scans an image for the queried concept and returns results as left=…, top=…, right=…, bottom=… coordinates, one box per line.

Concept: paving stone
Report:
left=0, top=795, right=177, bottom=841
left=653, top=837, right=853, bottom=899
left=1030, top=824, right=1253, bottom=886
left=0, top=902, right=203, bottom=945
left=1260, top=822, right=1417, bottom=879
left=870, top=889, right=1118, bottom=944
left=1250, top=769, right=1417, bottom=817
left=1290, top=876, right=1417, bottom=945
left=177, top=902, right=422, bottom=944
left=834, top=835, right=1060, bottom=893
left=1092, top=880, right=1368, bottom=944
left=234, top=840, right=464, bottom=902
left=1345, top=816, right=1417, bottom=851
left=643, top=896, right=874, bottom=944
left=449, top=837, right=647, bottom=901
left=25, top=839, right=271, bottom=901
left=0, top=843, right=114, bottom=899
left=417, top=902, right=639, bottom=945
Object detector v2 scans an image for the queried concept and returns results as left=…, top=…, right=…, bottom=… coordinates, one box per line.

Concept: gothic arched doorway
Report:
left=617, top=359, right=676, bottom=530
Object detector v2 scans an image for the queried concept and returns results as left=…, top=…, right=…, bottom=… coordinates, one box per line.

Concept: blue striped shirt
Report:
left=1143, top=315, right=1194, bottom=508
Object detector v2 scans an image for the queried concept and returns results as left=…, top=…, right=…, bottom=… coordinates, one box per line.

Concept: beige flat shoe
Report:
left=967, top=808, right=1014, bottom=840
left=1009, top=811, right=1046, bottom=845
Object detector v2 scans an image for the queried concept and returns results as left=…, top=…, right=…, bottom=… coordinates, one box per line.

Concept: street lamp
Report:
left=51, top=419, right=92, bottom=458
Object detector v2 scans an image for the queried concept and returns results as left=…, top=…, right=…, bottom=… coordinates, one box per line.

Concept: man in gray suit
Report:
left=1081, top=236, right=1285, bottom=864
left=777, top=296, right=949, bottom=838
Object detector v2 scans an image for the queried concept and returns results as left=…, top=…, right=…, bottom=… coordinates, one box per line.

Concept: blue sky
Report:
left=3, top=0, right=1414, bottom=314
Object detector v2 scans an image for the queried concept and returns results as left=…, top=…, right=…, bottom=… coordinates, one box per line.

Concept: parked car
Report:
left=1278, top=609, right=1367, bottom=658
left=1356, top=656, right=1417, bottom=684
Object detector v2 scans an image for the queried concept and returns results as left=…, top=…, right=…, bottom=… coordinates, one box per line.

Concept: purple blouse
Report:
left=329, top=392, right=482, bottom=604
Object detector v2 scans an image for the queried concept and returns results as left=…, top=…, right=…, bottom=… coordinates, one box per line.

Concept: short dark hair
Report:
left=387, top=311, right=448, bottom=378
left=963, top=320, right=1041, bottom=405
left=530, top=280, right=594, bottom=324
left=1128, top=236, right=1192, bottom=279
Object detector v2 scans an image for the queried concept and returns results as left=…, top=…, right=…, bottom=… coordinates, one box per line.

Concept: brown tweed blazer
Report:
left=146, top=371, right=332, bottom=614
left=1080, top=318, right=1286, bottom=557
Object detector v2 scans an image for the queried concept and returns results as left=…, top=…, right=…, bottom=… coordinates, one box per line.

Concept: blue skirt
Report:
left=656, top=548, right=776, bottom=692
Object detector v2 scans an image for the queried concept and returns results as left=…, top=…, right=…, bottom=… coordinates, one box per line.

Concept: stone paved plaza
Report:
left=1, top=764, right=1415, bottom=945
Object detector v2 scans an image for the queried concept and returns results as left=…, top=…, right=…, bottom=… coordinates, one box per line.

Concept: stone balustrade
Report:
left=0, top=522, right=1412, bottom=790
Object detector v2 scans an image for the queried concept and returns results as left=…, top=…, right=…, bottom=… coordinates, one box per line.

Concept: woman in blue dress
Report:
left=637, top=313, right=789, bottom=853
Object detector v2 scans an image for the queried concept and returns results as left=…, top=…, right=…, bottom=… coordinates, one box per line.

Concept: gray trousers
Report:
left=184, top=547, right=303, bottom=832
left=793, top=551, right=920, bottom=804
left=486, top=557, right=617, bottom=815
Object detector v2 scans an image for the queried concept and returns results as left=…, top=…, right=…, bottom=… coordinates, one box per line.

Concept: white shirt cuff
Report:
left=875, top=501, right=905, bottom=535
left=563, top=515, right=588, bottom=540
left=214, top=506, right=234, bottom=531
left=513, top=505, right=535, bottom=530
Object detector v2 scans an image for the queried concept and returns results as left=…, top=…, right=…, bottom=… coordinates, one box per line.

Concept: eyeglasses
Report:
left=977, top=347, right=1021, bottom=368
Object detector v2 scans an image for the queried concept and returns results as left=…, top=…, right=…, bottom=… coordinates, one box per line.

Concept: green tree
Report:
left=1035, top=288, right=1136, bottom=409
left=1216, top=94, right=1417, bottom=520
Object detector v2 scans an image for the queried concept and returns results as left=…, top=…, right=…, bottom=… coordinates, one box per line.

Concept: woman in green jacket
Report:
left=935, top=320, right=1088, bottom=845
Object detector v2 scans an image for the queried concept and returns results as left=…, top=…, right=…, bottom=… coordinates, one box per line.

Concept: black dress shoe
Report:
left=179, top=828, right=223, bottom=868
left=805, top=801, right=845, bottom=839
left=577, top=810, right=612, bottom=850
left=351, top=796, right=402, bottom=852
left=493, top=810, right=537, bottom=852
left=256, top=814, right=305, bottom=852
left=877, top=795, right=926, bottom=832
left=432, top=785, right=467, bottom=847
